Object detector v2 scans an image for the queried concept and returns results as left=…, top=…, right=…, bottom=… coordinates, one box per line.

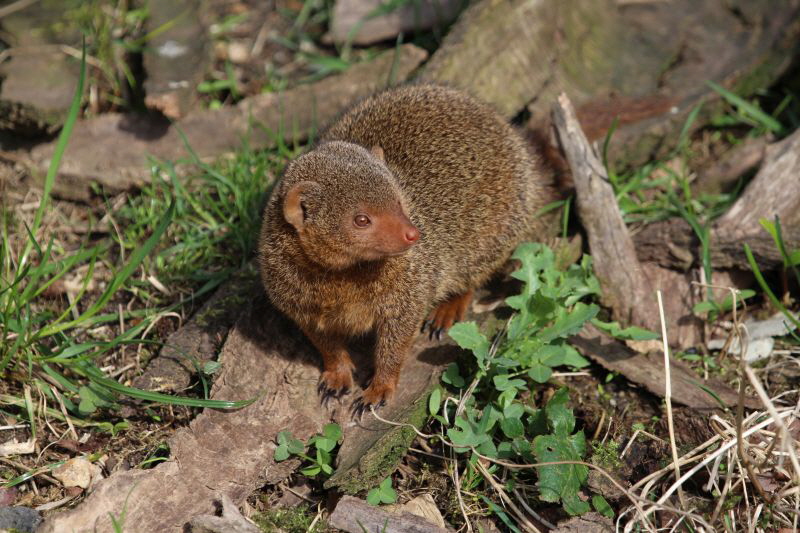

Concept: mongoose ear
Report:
left=370, top=145, right=385, bottom=162
left=283, top=181, right=318, bottom=230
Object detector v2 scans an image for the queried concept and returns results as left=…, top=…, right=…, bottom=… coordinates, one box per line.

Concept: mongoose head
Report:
left=280, top=141, right=420, bottom=270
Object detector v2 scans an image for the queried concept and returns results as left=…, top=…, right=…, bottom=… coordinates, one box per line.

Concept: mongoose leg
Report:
left=423, top=289, right=474, bottom=339
left=359, top=320, right=416, bottom=407
left=302, top=327, right=355, bottom=397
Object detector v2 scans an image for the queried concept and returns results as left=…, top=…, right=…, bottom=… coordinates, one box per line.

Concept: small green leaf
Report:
left=447, top=417, right=489, bottom=449
left=534, top=345, right=566, bottom=366
left=540, top=303, right=598, bottom=342
left=442, top=363, right=466, bottom=388
left=591, top=319, right=660, bottom=340
left=493, top=374, right=526, bottom=391
left=562, top=345, right=590, bottom=368
left=202, top=361, right=222, bottom=375
left=693, top=300, right=718, bottom=314
left=428, top=387, right=442, bottom=416
left=449, top=322, right=490, bottom=367
left=78, top=396, right=96, bottom=415
left=545, top=388, right=575, bottom=436
left=592, top=494, right=614, bottom=518
left=274, top=445, right=289, bottom=461
left=527, top=363, right=552, bottom=383
left=500, top=416, right=524, bottom=438
left=287, top=438, right=305, bottom=454
left=301, top=465, right=321, bottom=476
left=366, top=488, right=381, bottom=505
left=368, top=477, right=397, bottom=505
left=322, top=423, right=342, bottom=442
left=314, top=437, right=336, bottom=453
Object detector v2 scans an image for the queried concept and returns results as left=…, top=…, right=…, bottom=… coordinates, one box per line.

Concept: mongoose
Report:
left=258, top=84, right=556, bottom=407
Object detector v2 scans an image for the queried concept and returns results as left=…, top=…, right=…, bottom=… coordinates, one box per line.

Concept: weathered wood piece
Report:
left=27, top=45, right=427, bottom=201
left=188, top=493, right=260, bottom=533
left=551, top=512, right=613, bottom=533
left=330, top=495, right=453, bottom=533
left=633, top=218, right=800, bottom=272
left=572, top=324, right=757, bottom=410
left=715, top=129, right=800, bottom=239
left=143, top=0, right=211, bottom=119
left=328, top=0, right=463, bottom=45
left=420, top=0, right=570, bottom=118
left=633, top=130, right=800, bottom=272
left=39, top=292, right=451, bottom=532
left=133, top=266, right=260, bottom=393
left=422, top=0, right=799, bottom=163
left=0, top=49, right=79, bottom=135
left=693, top=136, right=767, bottom=196
left=553, top=93, right=659, bottom=331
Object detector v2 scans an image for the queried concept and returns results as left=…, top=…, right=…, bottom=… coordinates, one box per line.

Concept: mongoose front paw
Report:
left=318, top=362, right=355, bottom=401
left=360, top=381, right=395, bottom=406
left=423, top=289, right=474, bottom=340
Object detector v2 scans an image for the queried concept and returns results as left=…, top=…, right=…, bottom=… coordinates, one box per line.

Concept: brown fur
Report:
left=258, top=84, right=557, bottom=405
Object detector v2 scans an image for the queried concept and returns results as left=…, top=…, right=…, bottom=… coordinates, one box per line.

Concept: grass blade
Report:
left=39, top=200, right=176, bottom=337
left=21, top=41, right=86, bottom=266
left=744, top=244, right=800, bottom=330
left=707, top=80, right=783, bottom=134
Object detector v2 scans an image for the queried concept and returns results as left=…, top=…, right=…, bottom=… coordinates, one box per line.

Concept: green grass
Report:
left=0, top=48, right=298, bottom=463
left=116, top=143, right=296, bottom=299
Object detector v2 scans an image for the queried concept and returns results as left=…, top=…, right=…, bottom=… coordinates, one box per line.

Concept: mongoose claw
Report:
left=317, top=381, right=348, bottom=406
left=350, top=396, right=386, bottom=420
left=427, top=326, right=443, bottom=341
left=424, top=290, right=474, bottom=341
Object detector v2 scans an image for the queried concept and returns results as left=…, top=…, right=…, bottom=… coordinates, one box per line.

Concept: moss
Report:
left=591, top=439, right=622, bottom=471
left=253, top=505, right=328, bottom=533
left=324, top=390, right=431, bottom=494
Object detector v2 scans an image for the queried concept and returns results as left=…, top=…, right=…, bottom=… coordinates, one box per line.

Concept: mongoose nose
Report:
left=405, top=226, right=420, bottom=243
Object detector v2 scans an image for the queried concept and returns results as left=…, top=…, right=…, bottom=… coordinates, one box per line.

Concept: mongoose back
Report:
left=258, top=84, right=556, bottom=406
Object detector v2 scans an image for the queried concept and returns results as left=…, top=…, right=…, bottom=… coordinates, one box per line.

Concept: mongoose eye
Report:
left=354, top=214, right=371, bottom=228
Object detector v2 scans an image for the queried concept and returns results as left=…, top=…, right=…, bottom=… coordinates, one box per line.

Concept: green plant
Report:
left=708, top=81, right=785, bottom=137
left=590, top=440, right=621, bottom=471
left=366, top=476, right=398, bottom=505
left=531, top=388, right=589, bottom=514
left=426, top=243, right=611, bottom=524
left=746, top=246, right=800, bottom=337
left=0, top=45, right=253, bottom=446
left=117, top=143, right=292, bottom=295
left=274, top=423, right=342, bottom=477
left=761, top=216, right=800, bottom=287
left=449, top=243, right=598, bottom=389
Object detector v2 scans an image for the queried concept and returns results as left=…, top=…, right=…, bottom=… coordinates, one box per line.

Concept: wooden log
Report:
left=633, top=219, right=800, bottom=272
left=39, top=286, right=454, bottom=532
left=715, top=129, right=800, bottom=239
left=27, top=45, right=428, bottom=201
left=572, top=324, right=757, bottom=411
left=329, top=496, right=453, bottom=533
left=552, top=93, right=659, bottom=331
left=421, top=0, right=799, bottom=164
